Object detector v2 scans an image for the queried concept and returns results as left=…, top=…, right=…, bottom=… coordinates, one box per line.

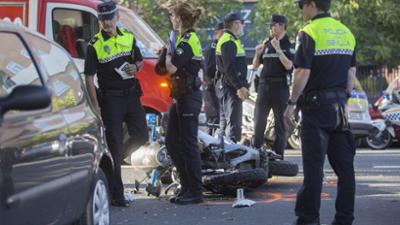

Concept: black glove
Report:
left=155, top=47, right=168, bottom=75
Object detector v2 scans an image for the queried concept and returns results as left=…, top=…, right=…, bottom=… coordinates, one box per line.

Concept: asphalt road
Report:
left=112, top=149, right=400, bottom=225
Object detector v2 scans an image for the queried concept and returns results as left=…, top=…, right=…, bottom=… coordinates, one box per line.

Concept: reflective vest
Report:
left=176, top=31, right=203, bottom=61
left=216, top=32, right=245, bottom=57
left=91, top=28, right=134, bottom=64
left=301, top=17, right=356, bottom=56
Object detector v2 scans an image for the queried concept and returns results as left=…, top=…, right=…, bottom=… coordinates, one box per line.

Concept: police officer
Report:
left=162, top=2, right=203, bottom=205
left=84, top=0, right=148, bottom=207
left=203, top=22, right=224, bottom=135
left=284, top=0, right=357, bottom=224
left=252, top=14, right=294, bottom=157
left=216, top=12, right=249, bottom=142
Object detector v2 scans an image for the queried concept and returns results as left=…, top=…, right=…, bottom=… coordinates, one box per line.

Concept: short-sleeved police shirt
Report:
left=84, top=27, right=143, bottom=90
left=171, top=29, right=202, bottom=79
left=294, top=13, right=356, bottom=93
left=259, top=34, right=294, bottom=78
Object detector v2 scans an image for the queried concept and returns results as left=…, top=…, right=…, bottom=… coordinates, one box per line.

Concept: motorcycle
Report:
left=126, top=113, right=299, bottom=196
left=366, top=93, right=400, bottom=150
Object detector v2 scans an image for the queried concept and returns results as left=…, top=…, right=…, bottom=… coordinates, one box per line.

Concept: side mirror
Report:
left=0, top=85, right=51, bottom=115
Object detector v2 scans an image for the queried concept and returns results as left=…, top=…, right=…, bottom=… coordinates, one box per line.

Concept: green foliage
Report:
left=251, top=0, right=400, bottom=66
left=121, top=0, right=242, bottom=43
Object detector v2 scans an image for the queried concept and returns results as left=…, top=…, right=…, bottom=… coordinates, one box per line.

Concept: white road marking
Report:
left=368, top=183, right=400, bottom=187
left=373, top=166, right=400, bottom=169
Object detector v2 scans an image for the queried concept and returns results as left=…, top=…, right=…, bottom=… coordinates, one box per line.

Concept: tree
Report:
left=121, top=0, right=242, bottom=43
left=251, top=0, right=400, bottom=66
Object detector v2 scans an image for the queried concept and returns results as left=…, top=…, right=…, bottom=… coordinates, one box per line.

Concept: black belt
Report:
left=259, top=76, right=286, bottom=83
left=320, top=90, right=348, bottom=100
left=101, top=87, right=135, bottom=97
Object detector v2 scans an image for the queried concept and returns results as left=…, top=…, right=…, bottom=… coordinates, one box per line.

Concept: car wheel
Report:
left=75, top=168, right=110, bottom=225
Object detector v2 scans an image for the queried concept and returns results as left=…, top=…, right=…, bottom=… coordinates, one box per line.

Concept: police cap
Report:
left=214, top=22, right=224, bottom=31
left=295, top=0, right=331, bottom=9
left=224, top=12, right=243, bottom=25
left=266, top=14, right=288, bottom=25
left=97, top=0, right=118, bottom=21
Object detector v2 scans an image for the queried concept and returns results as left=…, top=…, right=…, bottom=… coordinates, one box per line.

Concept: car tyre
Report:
left=75, top=168, right=110, bottom=225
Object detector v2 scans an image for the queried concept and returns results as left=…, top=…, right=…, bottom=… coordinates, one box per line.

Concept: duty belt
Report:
left=101, top=87, right=135, bottom=97
left=259, top=76, right=286, bottom=83
left=319, top=90, right=348, bottom=100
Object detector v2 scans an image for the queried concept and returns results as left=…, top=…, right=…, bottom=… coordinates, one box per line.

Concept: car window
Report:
left=26, top=34, right=84, bottom=112
left=118, top=8, right=164, bottom=58
left=52, top=8, right=99, bottom=59
left=0, top=32, right=42, bottom=98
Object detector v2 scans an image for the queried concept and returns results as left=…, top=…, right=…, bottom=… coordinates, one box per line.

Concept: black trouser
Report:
left=101, top=91, right=148, bottom=200
left=253, top=82, right=289, bottom=155
left=219, top=87, right=242, bottom=142
left=203, top=82, right=220, bottom=135
left=166, top=90, right=203, bottom=195
left=295, top=105, right=355, bottom=225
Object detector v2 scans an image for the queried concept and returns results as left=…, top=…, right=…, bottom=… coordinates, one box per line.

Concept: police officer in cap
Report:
left=284, top=0, right=357, bottom=224
left=161, top=2, right=204, bottom=205
left=216, top=12, right=248, bottom=142
left=203, top=22, right=224, bottom=135
left=252, top=14, right=294, bottom=157
left=84, top=0, right=148, bottom=207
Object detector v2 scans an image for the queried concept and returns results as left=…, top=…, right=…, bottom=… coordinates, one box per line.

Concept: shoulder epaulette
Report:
left=89, top=36, right=98, bottom=45
left=121, top=27, right=133, bottom=35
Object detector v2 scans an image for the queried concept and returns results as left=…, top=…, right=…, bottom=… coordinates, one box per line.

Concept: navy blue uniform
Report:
left=203, top=40, right=220, bottom=134
left=294, top=13, right=357, bottom=225
left=253, top=35, right=294, bottom=156
left=84, top=28, right=148, bottom=201
left=165, top=30, right=203, bottom=197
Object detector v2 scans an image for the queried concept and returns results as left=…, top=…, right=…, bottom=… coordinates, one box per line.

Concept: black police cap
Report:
left=97, top=0, right=118, bottom=21
left=295, top=0, right=331, bottom=3
left=214, top=22, right=224, bottom=31
left=224, top=12, right=243, bottom=25
left=266, top=14, right=288, bottom=25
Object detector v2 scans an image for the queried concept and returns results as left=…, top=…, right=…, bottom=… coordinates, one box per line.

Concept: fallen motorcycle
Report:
left=126, top=113, right=299, bottom=196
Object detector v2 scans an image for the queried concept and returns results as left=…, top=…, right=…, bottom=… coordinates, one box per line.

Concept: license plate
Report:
left=349, top=112, right=363, bottom=120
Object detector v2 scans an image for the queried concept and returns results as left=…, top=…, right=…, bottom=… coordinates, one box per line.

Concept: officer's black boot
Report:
left=169, top=187, right=188, bottom=203
left=175, top=191, right=203, bottom=205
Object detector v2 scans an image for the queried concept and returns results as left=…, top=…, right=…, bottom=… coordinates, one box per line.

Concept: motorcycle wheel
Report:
left=366, top=128, right=392, bottom=150
left=202, top=168, right=268, bottom=195
left=269, top=160, right=299, bottom=177
left=288, top=127, right=301, bottom=150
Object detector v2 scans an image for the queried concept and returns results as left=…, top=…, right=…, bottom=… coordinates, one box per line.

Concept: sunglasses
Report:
left=234, top=20, right=245, bottom=25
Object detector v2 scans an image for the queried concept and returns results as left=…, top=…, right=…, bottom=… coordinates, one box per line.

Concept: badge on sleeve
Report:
left=176, top=48, right=184, bottom=55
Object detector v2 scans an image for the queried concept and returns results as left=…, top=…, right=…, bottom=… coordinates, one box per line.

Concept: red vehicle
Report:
left=0, top=0, right=172, bottom=114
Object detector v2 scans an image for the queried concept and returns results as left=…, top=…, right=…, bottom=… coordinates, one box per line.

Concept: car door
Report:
left=29, top=35, right=102, bottom=219
left=0, top=31, right=70, bottom=225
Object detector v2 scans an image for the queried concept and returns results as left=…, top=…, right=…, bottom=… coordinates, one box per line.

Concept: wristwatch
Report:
left=287, top=99, right=297, bottom=106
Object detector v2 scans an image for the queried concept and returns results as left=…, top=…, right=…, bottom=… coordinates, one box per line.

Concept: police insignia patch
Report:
left=104, top=45, right=110, bottom=54
left=176, top=48, right=184, bottom=55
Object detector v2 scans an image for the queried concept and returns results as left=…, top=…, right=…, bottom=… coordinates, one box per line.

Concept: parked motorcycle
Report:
left=126, top=113, right=299, bottom=196
left=366, top=93, right=400, bottom=149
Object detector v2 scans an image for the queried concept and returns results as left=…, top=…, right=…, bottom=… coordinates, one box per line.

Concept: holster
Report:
left=170, top=75, right=201, bottom=99
left=299, top=89, right=349, bottom=130
left=155, top=47, right=168, bottom=75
